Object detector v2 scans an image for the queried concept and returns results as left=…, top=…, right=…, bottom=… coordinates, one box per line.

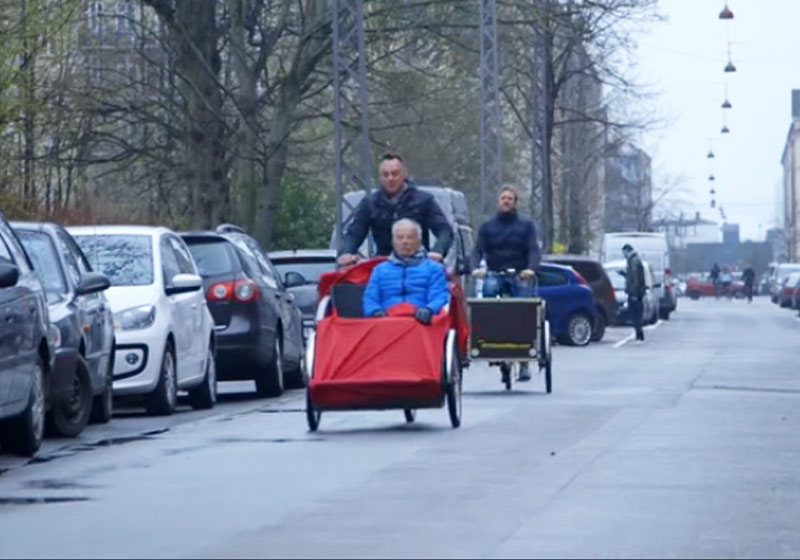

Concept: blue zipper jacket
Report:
left=363, top=254, right=450, bottom=316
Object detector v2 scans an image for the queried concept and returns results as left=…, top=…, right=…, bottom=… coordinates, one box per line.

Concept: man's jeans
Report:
left=481, top=274, right=534, bottom=298
left=628, top=296, right=644, bottom=339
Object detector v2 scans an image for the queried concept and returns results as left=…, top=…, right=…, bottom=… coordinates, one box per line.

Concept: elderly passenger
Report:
left=363, top=219, right=450, bottom=324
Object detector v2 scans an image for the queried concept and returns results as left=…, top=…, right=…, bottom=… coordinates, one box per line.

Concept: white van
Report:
left=599, top=232, right=677, bottom=320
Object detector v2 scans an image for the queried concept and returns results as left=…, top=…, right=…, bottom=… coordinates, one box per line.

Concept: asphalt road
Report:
left=1, top=297, right=799, bottom=559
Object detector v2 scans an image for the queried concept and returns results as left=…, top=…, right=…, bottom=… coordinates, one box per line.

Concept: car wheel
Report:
left=189, top=345, right=217, bottom=410
left=91, top=352, right=114, bottom=424
left=284, top=346, right=307, bottom=390
left=0, top=357, right=45, bottom=456
left=146, top=342, right=177, bottom=416
left=564, top=312, right=592, bottom=347
left=255, top=335, right=284, bottom=398
left=49, top=355, right=92, bottom=438
left=659, top=308, right=671, bottom=320
left=590, top=310, right=606, bottom=342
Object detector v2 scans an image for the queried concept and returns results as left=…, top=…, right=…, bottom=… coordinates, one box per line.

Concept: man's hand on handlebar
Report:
left=337, top=253, right=358, bottom=266
left=428, top=252, right=443, bottom=262
left=472, top=268, right=487, bottom=279
left=519, top=269, right=536, bottom=280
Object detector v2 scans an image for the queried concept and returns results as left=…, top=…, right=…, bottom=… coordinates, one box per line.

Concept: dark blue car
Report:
left=537, top=263, right=597, bottom=346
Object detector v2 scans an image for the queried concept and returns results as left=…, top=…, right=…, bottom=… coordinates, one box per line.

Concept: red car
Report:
left=686, top=273, right=745, bottom=299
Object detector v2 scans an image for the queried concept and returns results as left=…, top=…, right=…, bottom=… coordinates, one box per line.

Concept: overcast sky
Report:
left=635, top=0, right=799, bottom=241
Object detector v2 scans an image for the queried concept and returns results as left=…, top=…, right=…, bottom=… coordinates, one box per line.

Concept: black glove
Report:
left=414, top=307, right=433, bottom=325
left=372, top=309, right=387, bottom=318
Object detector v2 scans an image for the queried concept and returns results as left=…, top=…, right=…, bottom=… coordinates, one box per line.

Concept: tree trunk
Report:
left=227, top=0, right=260, bottom=232
left=173, top=0, right=227, bottom=229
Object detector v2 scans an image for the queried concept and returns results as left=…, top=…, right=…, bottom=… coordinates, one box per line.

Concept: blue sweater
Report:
left=363, top=257, right=450, bottom=316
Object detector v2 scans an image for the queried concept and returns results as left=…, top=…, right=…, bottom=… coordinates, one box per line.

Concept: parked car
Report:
left=790, top=275, right=800, bottom=310
left=70, top=226, right=217, bottom=415
left=536, top=263, right=597, bottom=347
left=604, top=259, right=659, bottom=327
left=13, top=222, right=115, bottom=436
left=779, top=272, right=800, bottom=308
left=544, top=254, right=616, bottom=342
left=0, top=211, right=52, bottom=456
left=771, top=264, right=800, bottom=303
left=600, top=232, right=676, bottom=319
left=181, top=226, right=305, bottom=395
left=268, top=249, right=337, bottom=342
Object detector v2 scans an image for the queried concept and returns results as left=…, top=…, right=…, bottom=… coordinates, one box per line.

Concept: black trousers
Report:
left=628, top=297, right=644, bottom=339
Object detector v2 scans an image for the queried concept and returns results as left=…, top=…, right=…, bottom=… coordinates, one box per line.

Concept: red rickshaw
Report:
left=304, top=259, right=470, bottom=431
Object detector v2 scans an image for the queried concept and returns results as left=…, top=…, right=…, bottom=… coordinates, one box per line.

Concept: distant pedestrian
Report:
left=710, top=263, right=721, bottom=298
left=743, top=266, right=756, bottom=303
left=622, top=244, right=646, bottom=342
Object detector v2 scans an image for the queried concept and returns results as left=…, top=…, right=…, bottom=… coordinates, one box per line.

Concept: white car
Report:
left=68, top=226, right=217, bottom=415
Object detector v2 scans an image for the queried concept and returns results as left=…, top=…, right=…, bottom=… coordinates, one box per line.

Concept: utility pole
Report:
left=479, top=0, right=502, bottom=218
left=331, top=0, right=373, bottom=252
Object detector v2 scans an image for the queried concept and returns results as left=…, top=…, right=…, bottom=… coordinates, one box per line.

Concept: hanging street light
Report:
left=709, top=174, right=716, bottom=181
left=719, top=3, right=734, bottom=20
left=710, top=188, right=716, bottom=195
left=725, top=42, right=737, bottom=72
left=722, top=98, right=732, bottom=109
left=721, top=124, right=730, bottom=134
left=707, top=149, right=715, bottom=158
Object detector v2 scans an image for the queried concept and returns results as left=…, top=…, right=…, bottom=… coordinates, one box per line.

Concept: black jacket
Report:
left=339, top=182, right=454, bottom=257
left=625, top=251, right=646, bottom=298
left=471, top=211, right=541, bottom=272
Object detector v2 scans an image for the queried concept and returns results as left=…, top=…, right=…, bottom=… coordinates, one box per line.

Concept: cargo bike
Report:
left=469, top=270, right=553, bottom=392
left=304, top=259, right=471, bottom=431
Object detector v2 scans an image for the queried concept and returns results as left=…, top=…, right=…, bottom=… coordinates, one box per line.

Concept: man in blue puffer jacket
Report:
left=363, top=219, right=450, bottom=324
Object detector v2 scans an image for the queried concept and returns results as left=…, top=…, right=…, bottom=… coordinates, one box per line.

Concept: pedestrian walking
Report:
left=743, top=266, right=756, bottom=303
left=622, top=244, right=646, bottom=342
left=710, top=263, right=721, bottom=298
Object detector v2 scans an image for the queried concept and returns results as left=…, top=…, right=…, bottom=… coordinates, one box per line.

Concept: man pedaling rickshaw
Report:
left=337, top=152, right=454, bottom=266
left=471, top=185, right=542, bottom=381
left=363, top=219, right=450, bottom=324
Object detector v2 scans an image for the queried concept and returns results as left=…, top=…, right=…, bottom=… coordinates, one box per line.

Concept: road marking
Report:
left=614, top=334, right=635, bottom=348
left=614, top=320, right=663, bottom=348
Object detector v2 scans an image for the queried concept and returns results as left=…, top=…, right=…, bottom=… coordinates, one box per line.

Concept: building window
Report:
left=117, top=0, right=135, bottom=34
left=88, top=1, right=104, bottom=35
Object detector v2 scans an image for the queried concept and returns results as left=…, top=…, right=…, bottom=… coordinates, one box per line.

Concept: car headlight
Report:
left=114, top=305, right=156, bottom=331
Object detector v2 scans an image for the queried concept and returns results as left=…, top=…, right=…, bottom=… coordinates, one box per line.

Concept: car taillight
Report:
left=234, top=279, right=260, bottom=302
left=575, top=271, right=589, bottom=286
left=208, top=282, right=234, bottom=302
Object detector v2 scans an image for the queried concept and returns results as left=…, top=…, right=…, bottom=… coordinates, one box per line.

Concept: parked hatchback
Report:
left=182, top=227, right=305, bottom=396
left=14, top=222, right=115, bottom=436
left=0, top=211, right=52, bottom=456
left=544, top=254, right=615, bottom=342
left=536, top=263, right=597, bottom=347
left=70, top=226, right=217, bottom=415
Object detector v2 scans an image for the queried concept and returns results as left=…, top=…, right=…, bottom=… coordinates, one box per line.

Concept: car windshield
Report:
left=185, top=240, right=238, bottom=276
left=272, top=258, right=336, bottom=284
left=17, top=231, right=68, bottom=299
left=74, top=234, right=154, bottom=286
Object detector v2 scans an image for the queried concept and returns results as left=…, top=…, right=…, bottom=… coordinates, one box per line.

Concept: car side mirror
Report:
left=0, top=260, right=19, bottom=288
left=77, top=272, right=111, bottom=296
left=166, top=273, right=203, bottom=295
left=284, top=271, right=306, bottom=288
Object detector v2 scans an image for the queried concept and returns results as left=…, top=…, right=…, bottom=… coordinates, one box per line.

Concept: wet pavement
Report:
left=1, top=298, right=799, bottom=558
